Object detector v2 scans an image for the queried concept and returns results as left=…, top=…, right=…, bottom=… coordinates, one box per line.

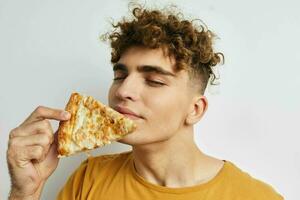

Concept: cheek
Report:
left=145, top=93, right=186, bottom=133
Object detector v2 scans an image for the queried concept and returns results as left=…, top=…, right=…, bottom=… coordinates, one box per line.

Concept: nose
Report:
left=115, top=74, right=140, bottom=101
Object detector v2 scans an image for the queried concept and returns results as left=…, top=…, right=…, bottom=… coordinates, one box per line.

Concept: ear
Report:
left=185, top=95, right=208, bottom=125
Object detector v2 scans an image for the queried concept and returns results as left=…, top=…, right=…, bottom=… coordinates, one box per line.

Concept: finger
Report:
left=8, top=130, right=53, bottom=161
left=22, top=106, right=71, bottom=125
left=10, top=132, right=54, bottom=147
left=10, top=119, right=53, bottom=138
left=10, top=145, right=46, bottom=164
left=24, top=145, right=46, bottom=161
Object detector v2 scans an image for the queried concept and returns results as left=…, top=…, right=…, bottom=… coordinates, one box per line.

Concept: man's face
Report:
left=108, top=46, right=195, bottom=146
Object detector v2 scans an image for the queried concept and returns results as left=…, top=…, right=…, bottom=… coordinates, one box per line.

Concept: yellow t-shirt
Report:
left=57, top=151, right=283, bottom=200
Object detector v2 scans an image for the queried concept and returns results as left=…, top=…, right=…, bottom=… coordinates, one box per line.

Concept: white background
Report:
left=1, top=0, right=299, bottom=199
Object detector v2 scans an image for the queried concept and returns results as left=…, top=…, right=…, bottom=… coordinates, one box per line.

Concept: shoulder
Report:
left=224, top=161, right=284, bottom=200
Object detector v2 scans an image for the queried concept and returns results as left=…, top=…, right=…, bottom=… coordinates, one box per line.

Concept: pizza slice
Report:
left=57, top=92, right=136, bottom=157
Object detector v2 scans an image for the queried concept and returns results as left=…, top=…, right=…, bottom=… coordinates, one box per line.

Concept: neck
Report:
left=132, top=128, right=224, bottom=188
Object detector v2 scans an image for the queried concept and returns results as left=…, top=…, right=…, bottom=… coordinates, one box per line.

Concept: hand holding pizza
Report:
left=6, top=93, right=135, bottom=199
left=6, top=106, right=70, bottom=200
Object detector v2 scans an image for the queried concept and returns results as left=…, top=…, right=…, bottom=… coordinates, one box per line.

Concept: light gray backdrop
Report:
left=1, top=0, right=299, bottom=199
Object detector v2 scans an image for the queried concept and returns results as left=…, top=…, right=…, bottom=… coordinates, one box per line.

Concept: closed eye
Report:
left=113, top=77, right=125, bottom=81
left=113, top=77, right=126, bottom=81
left=146, top=79, right=166, bottom=86
left=113, top=76, right=166, bottom=87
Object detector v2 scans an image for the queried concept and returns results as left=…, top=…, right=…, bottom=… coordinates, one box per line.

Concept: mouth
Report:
left=121, top=113, right=142, bottom=120
left=114, top=106, right=143, bottom=120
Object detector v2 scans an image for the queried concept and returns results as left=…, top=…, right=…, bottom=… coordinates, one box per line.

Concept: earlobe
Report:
left=185, top=96, right=208, bottom=125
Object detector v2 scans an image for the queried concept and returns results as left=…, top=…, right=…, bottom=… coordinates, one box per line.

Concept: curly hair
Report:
left=102, top=5, right=224, bottom=94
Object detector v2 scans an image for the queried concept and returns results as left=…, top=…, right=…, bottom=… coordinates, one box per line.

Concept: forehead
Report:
left=118, top=46, right=177, bottom=72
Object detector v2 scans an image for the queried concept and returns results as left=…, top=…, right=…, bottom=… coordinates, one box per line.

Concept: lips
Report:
left=114, top=106, right=143, bottom=119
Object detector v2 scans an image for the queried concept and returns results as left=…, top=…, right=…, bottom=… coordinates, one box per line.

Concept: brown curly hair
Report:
left=102, top=5, right=224, bottom=94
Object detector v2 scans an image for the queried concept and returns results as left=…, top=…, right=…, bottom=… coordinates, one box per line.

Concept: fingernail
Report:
left=62, top=111, right=71, bottom=119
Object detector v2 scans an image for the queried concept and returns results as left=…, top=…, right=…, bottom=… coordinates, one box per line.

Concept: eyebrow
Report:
left=113, top=63, right=176, bottom=77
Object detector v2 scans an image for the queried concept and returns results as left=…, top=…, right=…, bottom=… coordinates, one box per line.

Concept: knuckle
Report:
left=33, top=146, right=43, bottom=157
left=6, top=146, right=16, bottom=159
left=7, top=141, right=20, bottom=160
left=42, top=119, right=51, bottom=129
left=8, top=138, right=18, bottom=148
left=9, top=128, right=19, bottom=139
left=41, top=134, right=51, bottom=145
left=35, top=105, right=45, bottom=115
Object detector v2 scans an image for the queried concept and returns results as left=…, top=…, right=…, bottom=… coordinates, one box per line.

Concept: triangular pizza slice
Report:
left=57, top=92, right=136, bottom=157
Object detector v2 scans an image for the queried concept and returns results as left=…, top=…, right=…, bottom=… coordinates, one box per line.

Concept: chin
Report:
left=117, top=131, right=171, bottom=148
left=117, top=131, right=151, bottom=146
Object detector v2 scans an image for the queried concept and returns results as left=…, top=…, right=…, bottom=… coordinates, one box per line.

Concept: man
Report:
left=7, top=5, right=283, bottom=200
